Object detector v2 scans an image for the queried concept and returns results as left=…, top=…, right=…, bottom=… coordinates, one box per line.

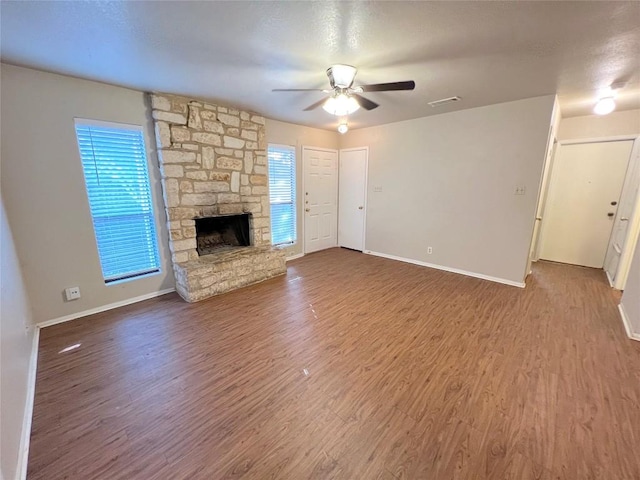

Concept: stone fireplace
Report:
left=150, top=93, right=286, bottom=302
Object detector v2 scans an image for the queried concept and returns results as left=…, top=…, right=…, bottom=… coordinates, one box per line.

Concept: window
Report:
left=75, top=120, right=161, bottom=283
left=268, top=144, right=297, bottom=246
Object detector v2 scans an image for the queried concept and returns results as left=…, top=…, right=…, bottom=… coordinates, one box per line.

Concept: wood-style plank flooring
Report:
left=28, top=248, right=640, bottom=479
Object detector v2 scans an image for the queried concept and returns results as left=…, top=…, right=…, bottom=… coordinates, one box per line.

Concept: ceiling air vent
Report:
left=428, top=96, right=461, bottom=108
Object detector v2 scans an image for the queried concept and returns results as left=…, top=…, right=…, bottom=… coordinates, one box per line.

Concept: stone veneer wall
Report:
left=149, top=93, right=285, bottom=301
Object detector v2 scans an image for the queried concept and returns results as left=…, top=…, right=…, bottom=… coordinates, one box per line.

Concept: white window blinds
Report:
left=75, top=120, right=161, bottom=283
left=268, top=145, right=297, bottom=246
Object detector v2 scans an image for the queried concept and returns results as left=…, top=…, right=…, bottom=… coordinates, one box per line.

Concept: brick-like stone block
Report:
left=223, top=136, right=245, bottom=149
left=161, top=164, right=184, bottom=178
left=218, top=203, right=244, bottom=215
left=250, top=175, right=267, bottom=186
left=186, top=171, right=208, bottom=181
left=241, top=130, right=258, bottom=141
left=179, top=180, right=193, bottom=193
left=231, top=171, right=240, bottom=193
left=188, top=105, right=202, bottom=130
left=217, top=156, right=243, bottom=171
left=171, top=238, right=197, bottom=252
left=160, top=150, right=196, bottom=164
left=218, top=113, right=240, bottom=127
left=203, top=121, right=224, bottom=134
left=194, top=181, right=229, bottom=193
left=244, top=151, right=254, bottom=174
left=201, top=110, right=216, bottom=120
left=152, top=95, right=172, bottom=111
left=218, top=193, right=241, bottom=203
left=192, top=132, right=222, bottom=146
left=202, top=146, right=215, bottom=170
left=153, top=110, right=187, bottom=125
left=171, top=126, right=191, bottom=142
left=155, top=121, right=171, bottom=148
left=210, top=171, right=231, bottom=182
left=182, top=193, right=217, bottom=206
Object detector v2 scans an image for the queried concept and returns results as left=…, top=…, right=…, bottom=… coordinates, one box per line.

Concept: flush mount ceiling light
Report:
left=337, top=122, right=349, bottom=134
left=322, top=93, right=360, bottom=116
left=594, top=96, right=616, bottom=115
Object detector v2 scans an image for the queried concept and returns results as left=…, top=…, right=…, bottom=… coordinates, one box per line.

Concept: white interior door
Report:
left=605, top=141, right=639, bottom=287
left=339, top=147, right=368, bottom=251
left=539, top=140, right=633, bottom=268
left=303, top=147, right=338, bottom=253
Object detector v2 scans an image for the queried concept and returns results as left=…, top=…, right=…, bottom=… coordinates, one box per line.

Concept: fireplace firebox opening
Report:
left=195, top=213, right=251, bottom=256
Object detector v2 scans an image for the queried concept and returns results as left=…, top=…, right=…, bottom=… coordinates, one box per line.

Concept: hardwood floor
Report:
left=28, top=248, right=640, bottom=479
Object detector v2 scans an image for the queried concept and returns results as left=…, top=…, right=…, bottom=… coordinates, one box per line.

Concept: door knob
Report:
left=620, top=217, right=629, bottom=221
left=358, top=206, right=363, bottom=210
left=607, top=213, right=614, bottom=217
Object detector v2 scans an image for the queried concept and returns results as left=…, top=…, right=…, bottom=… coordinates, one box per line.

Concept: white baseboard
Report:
left=605, top=269, right=615, bottom=288
left=37, top=288, right=176, bottom=329
left=364, top=250, right=526, bottom=288
left=286, top=253, right=304, bottom=262
left=618, top=303, right=640, bottom=342
left=17, top=327, right=40, bottom=480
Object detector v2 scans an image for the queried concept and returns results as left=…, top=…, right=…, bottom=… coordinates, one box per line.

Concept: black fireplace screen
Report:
left=195, top=213, right=251, bottom=255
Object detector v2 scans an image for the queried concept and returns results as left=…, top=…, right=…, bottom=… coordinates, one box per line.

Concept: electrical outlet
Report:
left=427, top=246, right=433, bottom=254
left=514, top=185, right=526, bottom=195
left=65, top=286, right=81, bottom=301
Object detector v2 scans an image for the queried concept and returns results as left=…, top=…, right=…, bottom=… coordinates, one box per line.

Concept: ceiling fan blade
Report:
left=353, top=94, right=379, bottom=111
left=358, top=80, right=416, bottom=92
left=272, top=88, right=325, bottom=92
left=303, top=97, right=328, bottom=111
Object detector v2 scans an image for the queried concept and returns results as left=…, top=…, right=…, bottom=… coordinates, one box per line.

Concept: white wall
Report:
left=1, top=195, right=36, bottom=480
left=265, top=119, right=339, bottom=257
left=340, top=95, right=556, bottom=285
left=1, top=64, right=174, bottom=324
left=558, top=109, right=640, bottom=140
left=621, top=236, right=640, bottom=338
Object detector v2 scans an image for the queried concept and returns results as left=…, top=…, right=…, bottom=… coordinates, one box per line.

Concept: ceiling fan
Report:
left=272, top=64, right=415, bottom=116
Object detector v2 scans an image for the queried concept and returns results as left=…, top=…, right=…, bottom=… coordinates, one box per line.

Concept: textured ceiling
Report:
left=1, top=1, right=639, bottom=131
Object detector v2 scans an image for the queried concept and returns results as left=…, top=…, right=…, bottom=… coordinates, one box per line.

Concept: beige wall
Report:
left=558, top=109, right=640, bottom=140
left=1, top=64, right=174, bottom=324
left=265, top=119, right=339, bottom=257
left=621, top=236, right=640, bottom=337
left=340, top=95, right=556, bottom=284
left=1, top=196, right=35, bottom=480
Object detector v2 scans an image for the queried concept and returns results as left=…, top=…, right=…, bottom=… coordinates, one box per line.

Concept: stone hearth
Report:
left=150, top=93, right=285, bottom=302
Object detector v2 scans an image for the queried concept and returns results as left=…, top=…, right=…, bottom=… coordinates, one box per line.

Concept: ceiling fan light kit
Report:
left=593, top=96, right=616, bottom=115
left=323, top=93, right=360, bottom=116
left=327, top=64, right=358, bottom=88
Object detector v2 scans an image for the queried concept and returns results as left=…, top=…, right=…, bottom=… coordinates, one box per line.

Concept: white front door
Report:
left=539, top=140, right=633, bottom=268
left=303, top=147, right=338, bottom=253
left=605, top=142, right=639, bottom=287
left=338, top=147, right=368, bottom=251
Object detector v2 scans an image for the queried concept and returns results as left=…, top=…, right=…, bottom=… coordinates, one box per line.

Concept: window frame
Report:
left=267, top=143, right=297, bottom=247
left=74, top=118, right=162, bottom=285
